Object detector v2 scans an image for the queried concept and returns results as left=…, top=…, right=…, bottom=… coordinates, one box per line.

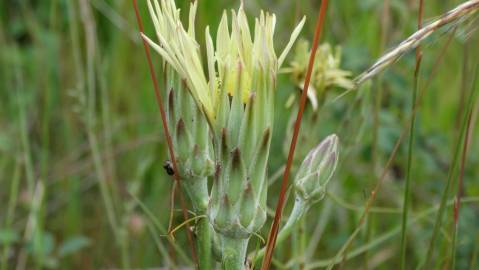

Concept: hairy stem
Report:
left=183, top=177, right=210, bottom=269
left=197, top=217, right=213, bottom=270
left=254, top=197, right=308, bottom=263
left=183, top=177, right=209, bottom=212
left=222, top=237, right=249, bottom=270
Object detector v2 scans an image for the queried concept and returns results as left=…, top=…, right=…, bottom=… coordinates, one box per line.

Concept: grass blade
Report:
left=400, top=1, right=424, bottom=268
left=423, top=46, right=479, bottom=268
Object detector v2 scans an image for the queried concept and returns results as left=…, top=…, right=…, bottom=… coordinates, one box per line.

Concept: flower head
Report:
left=143, top=0, right=305, bottom=125
left=284, top=40, right=353, bottom=110
left=144, top=0, right=306, bottom=241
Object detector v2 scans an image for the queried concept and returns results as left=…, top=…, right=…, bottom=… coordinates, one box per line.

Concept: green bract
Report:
left=294, top=134, right=339, bottom=203
left=144, top=0, right=305, bottom=268
left=165, top=66, right=214, bottom=211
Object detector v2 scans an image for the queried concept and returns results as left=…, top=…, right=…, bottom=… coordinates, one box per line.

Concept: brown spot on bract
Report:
left=223, top=194, right=230, bottom=205
left=193, top=144, right=200, bottom=156
left=176, top=119, right=185, bottom=138
left=261, top=128, right=271, bottom=148
left=244, top=182, right=253, bottom=193
left=232, top=148, right=241, bottom=169
left=221, top=128, right=228, bottom=150
left=181, top=79, right=188, bottom=90
left=215, top=163, right=222, bottom=180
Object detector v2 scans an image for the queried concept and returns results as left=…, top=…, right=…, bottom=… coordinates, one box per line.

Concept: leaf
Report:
left=25, top=231, right=55, bottom=257
left=58, top=236, right=91, bottom=257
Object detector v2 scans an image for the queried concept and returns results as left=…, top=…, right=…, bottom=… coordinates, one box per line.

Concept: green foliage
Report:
left=0, top=0, right=478, bottom=269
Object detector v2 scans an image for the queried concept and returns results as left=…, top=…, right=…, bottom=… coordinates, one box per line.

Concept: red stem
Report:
left=131, top=0, right=198, bottom=267
left=260, top=1, right=329, bottom=269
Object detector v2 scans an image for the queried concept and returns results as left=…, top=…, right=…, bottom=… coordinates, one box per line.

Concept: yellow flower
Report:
left=284, top=40, right=354, bottom=110
left=142, top=0, right=305, bottom=125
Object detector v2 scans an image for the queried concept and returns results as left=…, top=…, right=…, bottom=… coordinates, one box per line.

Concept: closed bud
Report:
left=294, top=134, right=339, bottom=203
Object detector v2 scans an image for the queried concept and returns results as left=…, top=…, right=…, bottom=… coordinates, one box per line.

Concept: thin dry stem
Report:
left=355, top=0, right=479, bottom=85
left=261, top=1, right=329, bottom=269
left=131, top=0, right=198, bottom=267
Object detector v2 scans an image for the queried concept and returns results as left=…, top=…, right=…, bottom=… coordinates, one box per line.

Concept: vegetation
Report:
left=0, top=0, right=478, bottom=269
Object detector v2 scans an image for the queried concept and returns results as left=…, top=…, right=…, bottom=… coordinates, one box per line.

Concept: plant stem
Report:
left=400, top=3, right=423, bottom=268
left=183, top=177, right=209, bottom=212
left=451, top=42, right=475, bottom=270
left=262, top=1, right=329, bottom=268
left=399, top=34, right=420, bottom=270
left=183, top=177, right=211, bottom=269
left=222, top=237, right=249, bottom=270
left=470, top=234, right=479, bottom=270
left=181, top=176, right=210, bottom=269
left=1, top=160, right=21, bottom=270
left=423, top=51, right=479, bottom=268
left=197, top=217, right=213, bottom=270
left=254, top=197, right=308, bottom=263
left=131, top=0, right=198, bottom=263
left=299, top=213, right=306, bottom=269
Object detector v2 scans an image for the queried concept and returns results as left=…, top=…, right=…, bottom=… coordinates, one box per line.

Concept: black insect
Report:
left=163, top=160, right=175, bottom=176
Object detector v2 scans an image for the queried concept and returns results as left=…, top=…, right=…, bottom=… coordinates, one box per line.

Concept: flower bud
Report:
left=294, top=134, right=339, bottom=203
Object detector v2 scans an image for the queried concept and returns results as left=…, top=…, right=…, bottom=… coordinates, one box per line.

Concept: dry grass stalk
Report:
left=355, top=0, right=479, bottom=86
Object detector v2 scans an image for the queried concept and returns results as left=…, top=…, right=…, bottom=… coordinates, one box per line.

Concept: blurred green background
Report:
left=0, top=0, right=478, bottom=269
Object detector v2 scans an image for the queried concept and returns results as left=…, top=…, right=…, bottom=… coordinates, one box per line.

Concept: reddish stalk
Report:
left=131, top=0, right=198, bottom=267
left=260, top=1, right=329, bottom=269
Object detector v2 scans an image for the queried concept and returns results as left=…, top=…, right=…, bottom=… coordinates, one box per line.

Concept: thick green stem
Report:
left=183, top=177, right=209, bottom=212
left=277, top=198, right=308, bottom=246
left=253, top=197, right=308, bottom=263
left=197, top=217, right=213, bottom=270
left=182, top=176, right=211, bottom=269
left=221, top=237, right=249, bottom=270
